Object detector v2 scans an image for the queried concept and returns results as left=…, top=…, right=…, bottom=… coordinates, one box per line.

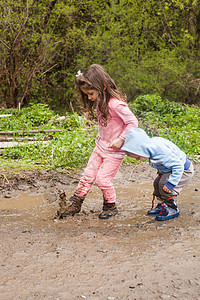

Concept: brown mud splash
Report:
left=0, top=163, right=200, bottom=300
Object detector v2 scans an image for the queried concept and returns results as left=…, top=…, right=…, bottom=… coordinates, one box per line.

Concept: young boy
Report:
left=121, top=128, right=194, bottom=221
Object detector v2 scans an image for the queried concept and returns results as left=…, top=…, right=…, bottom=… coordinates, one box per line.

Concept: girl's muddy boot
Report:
left=99, top=199, right=118, bottom=219
left=57, top=192, right=84, bottom=219
left=156, top=197, right=179, bottom=221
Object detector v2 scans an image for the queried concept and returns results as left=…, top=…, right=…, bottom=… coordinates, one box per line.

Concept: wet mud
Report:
left=0, top=163, right=200, bottom=300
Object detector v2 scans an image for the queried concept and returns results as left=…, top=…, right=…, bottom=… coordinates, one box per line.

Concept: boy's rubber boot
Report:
left=99, top=199, right=118, bottom=219
left=57, top=191, right=84, bottom=219
left=156, top=197, right=179, bottom=221
left=147, top=198, right=163, bottom=215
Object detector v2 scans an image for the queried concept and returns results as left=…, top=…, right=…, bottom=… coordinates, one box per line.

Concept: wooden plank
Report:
left=0, top=129, right=63, bottom=135
left=0, top=114, right=13, bottom=117
left=0, top=140, right=50, bottom=149
left=0, top=136, right=52, bottom=142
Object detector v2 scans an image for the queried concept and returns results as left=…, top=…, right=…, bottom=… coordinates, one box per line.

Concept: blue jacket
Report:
left=121, top=128, right=191, bottom=191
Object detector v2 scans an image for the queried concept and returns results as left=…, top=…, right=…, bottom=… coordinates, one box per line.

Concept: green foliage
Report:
left=47, top=128, right=97, bottom=168
left=0, top=105, right=97, bottom=169
left=2, top=128, right=97, bottom=169
left=129, top=94, right=200, bottom=161
left=0, top=104, right=55, bottom=131
left=0, top=97, right=199, bottom=172
left=0, top=103, right=89, bottom=132
left=129, top=94, right=186, bottom=117
left=0, top=0, right=200, bottom=111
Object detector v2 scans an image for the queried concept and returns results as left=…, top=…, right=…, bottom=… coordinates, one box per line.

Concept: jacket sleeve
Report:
left=114, top=102, right=138, bottom=140
left=163, top=156, right=184, bottom=191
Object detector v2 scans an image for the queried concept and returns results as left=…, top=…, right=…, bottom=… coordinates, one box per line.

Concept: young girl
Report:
left=57, top=64, right=138, bottom=219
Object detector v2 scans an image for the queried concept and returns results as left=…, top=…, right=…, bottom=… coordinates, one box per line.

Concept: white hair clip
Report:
left=76, top=70, right=82, bottom=77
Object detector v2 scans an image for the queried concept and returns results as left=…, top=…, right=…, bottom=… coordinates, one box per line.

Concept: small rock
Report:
left=160, top=296, right=171, bottom=300
left=18, top=185, right=30, bottom=191
left=4, top=193, right=19, bottom=198
left=82, top=232, right=97, bottom=238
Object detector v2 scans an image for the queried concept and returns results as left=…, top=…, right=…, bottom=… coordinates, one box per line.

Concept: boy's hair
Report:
left=75, top=64, right=127, bottom=121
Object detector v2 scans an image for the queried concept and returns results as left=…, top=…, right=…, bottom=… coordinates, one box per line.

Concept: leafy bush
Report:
left=2, top=128, right=97, bottom=169
left=1, top=0, right=200, bottom=112
left=0, top=106, right=97, bottom=169
left=129, top=94, right=200, bottom=161
left=129, top=94, right=186, bottom=117
left=0, top=103, right=55, bottom=131
left=0, top=96, right=199, bottom=171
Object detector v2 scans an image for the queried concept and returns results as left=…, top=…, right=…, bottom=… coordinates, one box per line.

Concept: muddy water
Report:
left=0, top=192, right=45, bottom=211
left=0, top=181, right=199, bottom=240
left=0, top=170, right=200, bottom=300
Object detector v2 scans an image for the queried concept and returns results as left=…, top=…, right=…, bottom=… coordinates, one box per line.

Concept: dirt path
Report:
left=0, top=163, right=200, bottom=300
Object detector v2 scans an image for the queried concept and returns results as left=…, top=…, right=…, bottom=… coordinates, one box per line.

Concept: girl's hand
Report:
left=163, top=185, right=171, bottom=193
left=108, top=138, right=124, bottom=150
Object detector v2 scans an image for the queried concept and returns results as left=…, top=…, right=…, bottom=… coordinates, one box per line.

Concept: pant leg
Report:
left=153, top=174, right=161, bottom=197
left=173, top=163, right=194, bottom=194
left=95, top=152, right=123, bottom=203
left=156, top=173, right=177, bottom=199
left=75, top=147, right=103, bottom=198
left=155, top=163, right=194, bottom=199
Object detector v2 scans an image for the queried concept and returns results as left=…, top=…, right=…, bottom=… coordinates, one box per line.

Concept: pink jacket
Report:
left=96, top=98, right=138, bottom=157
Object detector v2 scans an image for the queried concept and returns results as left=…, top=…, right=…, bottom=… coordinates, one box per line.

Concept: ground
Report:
left=0, top=163, right=200, bottom=300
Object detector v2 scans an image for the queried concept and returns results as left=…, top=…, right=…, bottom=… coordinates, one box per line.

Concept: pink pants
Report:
left=75, top=146, right=124, bottom=203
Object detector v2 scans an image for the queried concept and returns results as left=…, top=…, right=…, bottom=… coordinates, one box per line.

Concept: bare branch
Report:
left=0, top=38, right=10, bottom=50
left=38, top=64, right=58, bottom=78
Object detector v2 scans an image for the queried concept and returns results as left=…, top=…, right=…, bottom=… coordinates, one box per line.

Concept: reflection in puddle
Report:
left=0, top=180, right=199, bottom=231
left=0, top=192, right=45, bottom=210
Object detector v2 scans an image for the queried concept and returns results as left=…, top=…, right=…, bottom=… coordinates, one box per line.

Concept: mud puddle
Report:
left=0, top=164, right=200, bottom=300
left=0, top=192, right=45, bottom=211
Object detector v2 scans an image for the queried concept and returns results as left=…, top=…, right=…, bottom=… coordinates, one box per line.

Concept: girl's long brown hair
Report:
left=75, top=64, right=127, bottom=121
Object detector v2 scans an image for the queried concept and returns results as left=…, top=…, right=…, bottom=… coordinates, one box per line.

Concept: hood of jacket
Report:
left=121, top=128, right=186, bottom=163
left=121, top=128, right=152, bottom=158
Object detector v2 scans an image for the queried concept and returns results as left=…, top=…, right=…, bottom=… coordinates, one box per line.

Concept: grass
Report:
left=0, top=96, right=199, bottom=172
left=129, top=94, right=200, bottom=162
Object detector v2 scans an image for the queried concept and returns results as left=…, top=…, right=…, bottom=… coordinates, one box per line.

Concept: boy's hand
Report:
left=108, top=137, right=124, bottom=150
left=163, top=185, right=171, bottom=193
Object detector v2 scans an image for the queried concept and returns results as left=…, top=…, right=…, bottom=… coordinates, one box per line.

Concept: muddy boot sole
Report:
left=99, top=206, right=118, bottom=219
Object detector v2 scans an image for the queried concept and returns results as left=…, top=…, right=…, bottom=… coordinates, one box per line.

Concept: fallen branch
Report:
left=0, top=174, right=9, bottom=185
